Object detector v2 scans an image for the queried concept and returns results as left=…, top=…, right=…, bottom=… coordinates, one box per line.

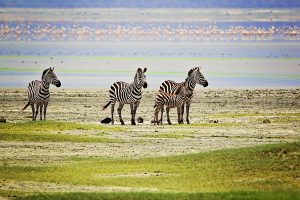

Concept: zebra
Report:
left=153, top=83, right=192, bottom=125
left=22, top=67, right=61, bottom=120
left=158, top=67, right=208, bottom=124
left=102, top=68, right=147, bottom=125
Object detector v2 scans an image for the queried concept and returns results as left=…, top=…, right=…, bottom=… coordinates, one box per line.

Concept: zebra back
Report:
left=159, top=80, right=184, bottom=94
left=105, top=68, right=147, bottom=105
left=158, top=67, right=208, bottom=95
left=155, top=84, right=192, bottom=109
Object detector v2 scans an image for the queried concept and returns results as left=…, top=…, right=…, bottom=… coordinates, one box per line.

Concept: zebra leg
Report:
left=186, top=102, right=191, bottom=124
left=39, top=104, right=43, bottom=120
left=166, top=107, right=172, bottom=125
left=31, top=103, right=35, bottom=121
left=111, top=103, right=115, bottom=125
left=153, top=107, right=159, bottom=125
left=43, top=102, right=48, bottom=120
left=159, top=105, right=164, bottom=125
left=177, top=106, right=183, bottom=124
left=34, top=104, right=39, bottom=121
left=130, top=104, right=134, bottom=124
left=160, top=106, right=164, bottom=125
left=180, top=103, right=185, bottom=124
left=131, top=101, right=140, bottom=125
left=153, top=106, right=161, bottom=125
left=117, top=103, right=125, bottom=125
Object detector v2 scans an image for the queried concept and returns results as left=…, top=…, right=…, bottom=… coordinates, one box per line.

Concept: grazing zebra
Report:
left=22, top=67, right=61, bottom=120
left=158, top=67, right=208, bottom=124
left=102, top=68, right=147, bottom=125
left=153, top=83, right=192, bottom=125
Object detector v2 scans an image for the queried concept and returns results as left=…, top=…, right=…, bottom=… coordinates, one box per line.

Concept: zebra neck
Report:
left=40, top=80, right=50, bottom=94
left=130, top=81, right=142, bottom=93
left=185, top=79, right=196, bottom=91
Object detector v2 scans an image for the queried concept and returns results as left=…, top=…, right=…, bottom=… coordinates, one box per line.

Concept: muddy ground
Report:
left=0, top=88, right=299, bottom=163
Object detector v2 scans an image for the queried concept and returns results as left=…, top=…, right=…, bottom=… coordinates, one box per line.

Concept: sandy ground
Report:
left=0, top=88, right=299, bottom=162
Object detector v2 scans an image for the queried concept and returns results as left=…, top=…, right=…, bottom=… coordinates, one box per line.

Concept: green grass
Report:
left=1, top=142, right=299, bottom=195
left=0, top=121, right=124, bottom=143
left=14, top=190, right=300, bottom=200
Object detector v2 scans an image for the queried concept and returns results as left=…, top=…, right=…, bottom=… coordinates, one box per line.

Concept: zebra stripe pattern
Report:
left=158, top=67, right=208, bottom=124
left=22, top=67, right=61, bottom=120
left=102, top=68, right=147, bottom=125
left=153, top=84, right=192, bottom=125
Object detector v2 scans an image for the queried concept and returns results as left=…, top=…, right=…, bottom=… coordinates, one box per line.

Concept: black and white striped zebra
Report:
left=158, top=67, right=208, bottom=124
left=153, top=83, right=192, bottom=125
left=22, top=67, right=61, bottom=120
left=102, top=68, right=148, bottom=125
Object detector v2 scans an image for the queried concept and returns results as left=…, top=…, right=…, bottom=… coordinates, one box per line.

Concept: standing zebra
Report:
left=153, top=83, right=192, bottom=125
left=102, top=68, right=148, bottom=125
left=158, top=67, right=208, bottom=124
left=22, top=67, right=61, bottom=120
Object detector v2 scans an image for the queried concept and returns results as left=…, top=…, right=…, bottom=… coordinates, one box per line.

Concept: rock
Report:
left=263, top=119, right=271, bottom=124
left=137, top=117, right=144, bottom=123
left=209, top=119, right=219, bottom=123
left=0, top=117, right=6, bottom=123
left=101, top=117, right=111, bottom=124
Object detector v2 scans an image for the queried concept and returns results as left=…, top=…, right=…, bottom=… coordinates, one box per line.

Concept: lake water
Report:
left=0, top=41, right=300, bottom=89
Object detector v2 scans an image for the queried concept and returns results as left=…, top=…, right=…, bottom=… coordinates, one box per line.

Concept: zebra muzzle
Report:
left=143, top=82, right=148, bottom=88
left=55, top=81, right=61, bottom=87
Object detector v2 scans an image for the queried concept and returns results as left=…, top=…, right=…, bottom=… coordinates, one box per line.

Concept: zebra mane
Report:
left=41, top=67, right=54, bottom=79
left=42, top=68, right=50, bottom=79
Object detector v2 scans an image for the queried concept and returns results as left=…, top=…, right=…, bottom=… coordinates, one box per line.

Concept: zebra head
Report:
left=42, top=67, right=61, bottom=87
left=186, top=67, right=208, bottom=87
left=135, top=67, right=148, bottom=89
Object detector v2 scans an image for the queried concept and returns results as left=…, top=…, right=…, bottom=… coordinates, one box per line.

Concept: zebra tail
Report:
left=102, top=101, right=112, bottom=110
left=22, top=101, right=30, bottom=111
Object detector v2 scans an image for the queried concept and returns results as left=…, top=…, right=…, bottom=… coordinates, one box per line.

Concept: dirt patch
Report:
left=0, top=89, right=299, bottom=164
left=0, top=180, right=158, bottom=193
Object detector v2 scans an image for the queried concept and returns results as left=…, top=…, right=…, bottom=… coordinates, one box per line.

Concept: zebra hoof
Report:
left=120, top=121, right=125, bottom=125
left=131, top=121, right=136, bottom=125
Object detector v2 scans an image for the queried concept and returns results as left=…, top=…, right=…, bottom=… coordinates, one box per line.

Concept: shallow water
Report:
left=0, top=41, right=299, bottom=88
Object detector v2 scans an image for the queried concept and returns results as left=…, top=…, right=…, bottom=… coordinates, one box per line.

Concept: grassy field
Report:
left=0, top=133, right=299, bottom=199
left=0, top=88, right=299, bottom=199
left=0, top=121, right=124, bottom=143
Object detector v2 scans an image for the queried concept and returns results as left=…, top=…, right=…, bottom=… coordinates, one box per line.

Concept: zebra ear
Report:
left=137, top=68, right=142, bottom=73
left=143, top=68, right=147, bottom=73
left=188, top=68, right=194, bottom=76
left=198, top=67, right=201, bottom=71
